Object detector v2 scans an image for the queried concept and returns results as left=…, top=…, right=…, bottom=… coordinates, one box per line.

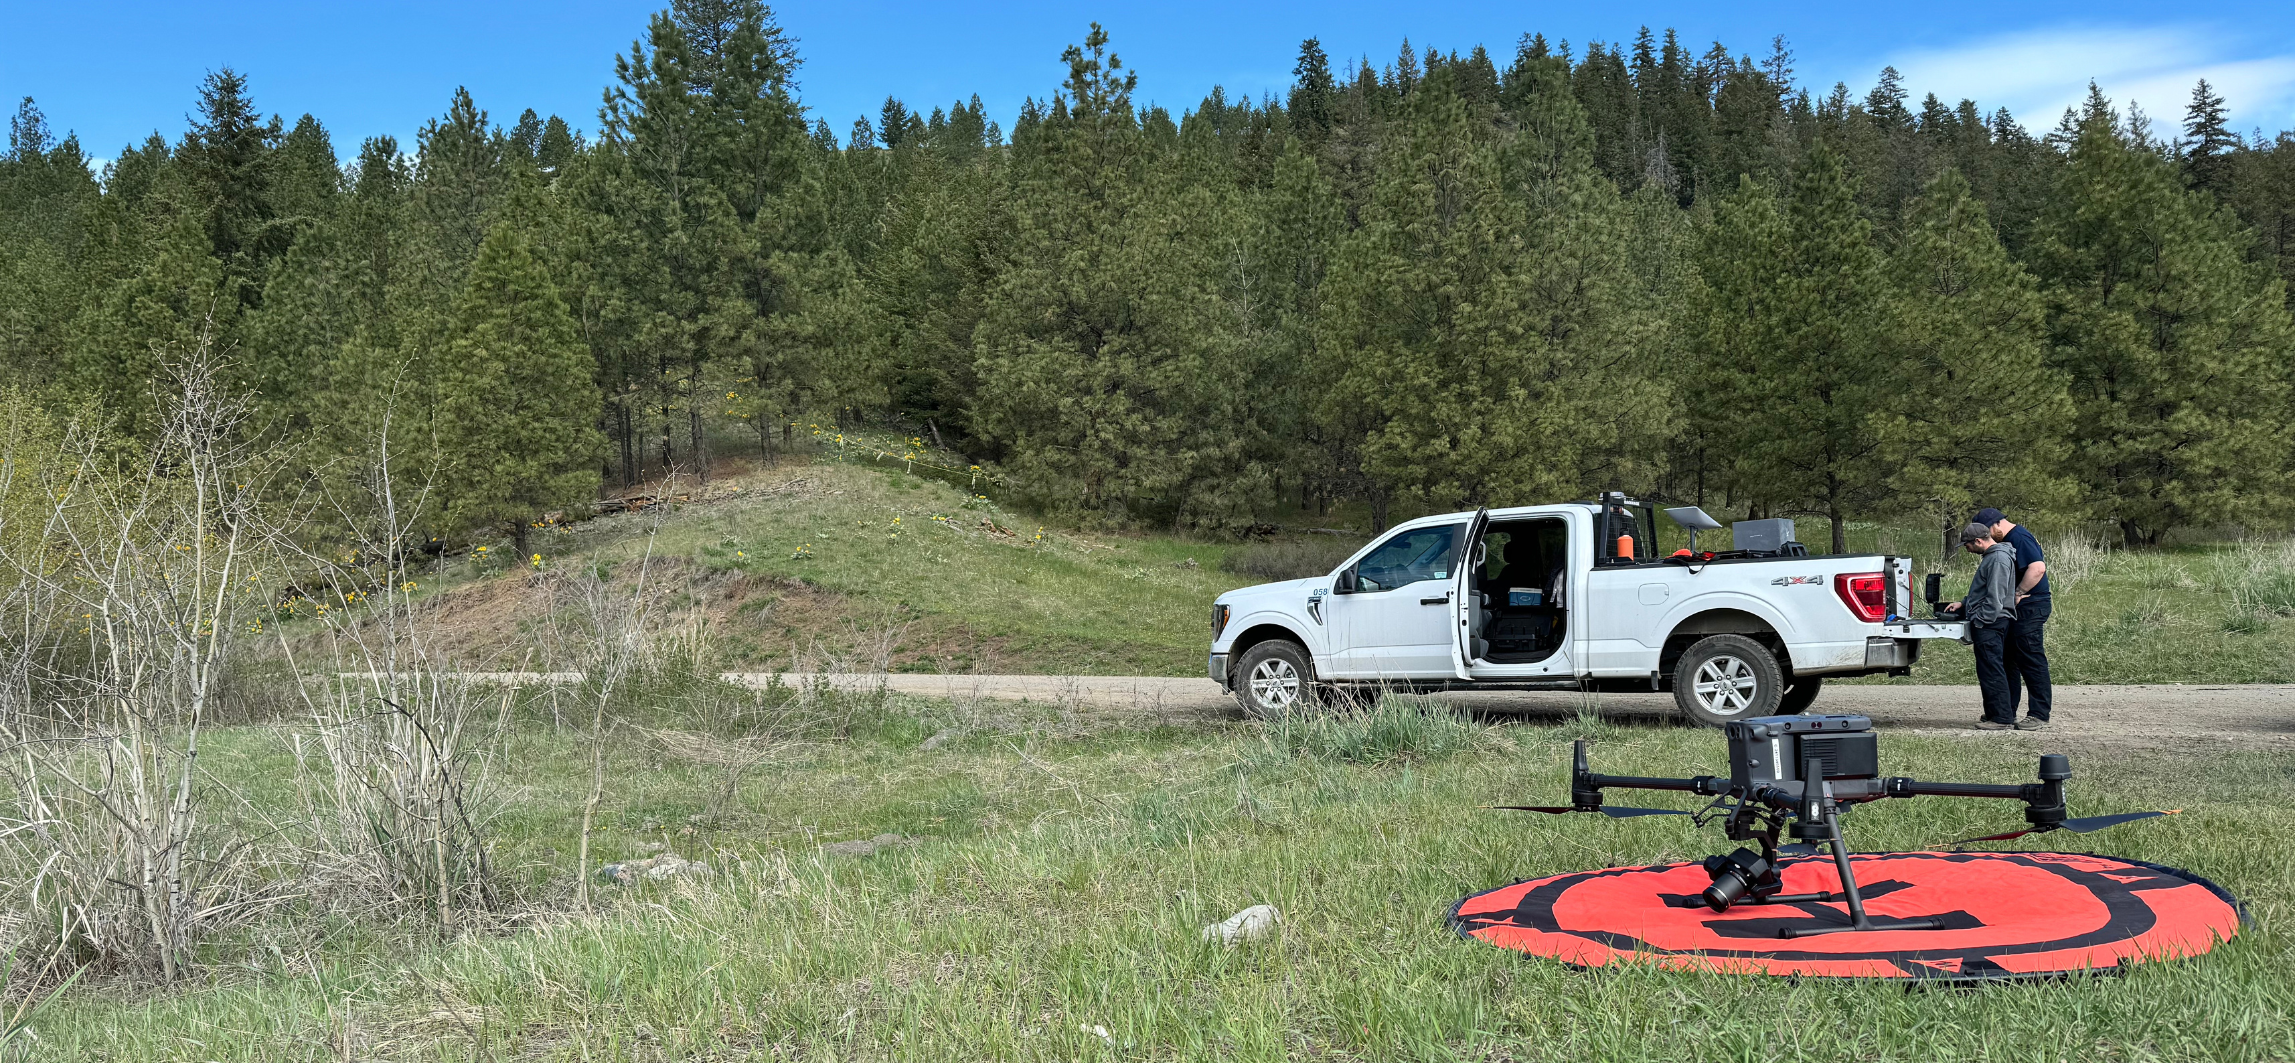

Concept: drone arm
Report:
left=1879, top=753, right=2073, bottom=829
left=1882, top=779, right=2033, bottom=800
left=1583, top=773, right=1724, bottom=793
left=1568, top=739, right=1725, bottom=809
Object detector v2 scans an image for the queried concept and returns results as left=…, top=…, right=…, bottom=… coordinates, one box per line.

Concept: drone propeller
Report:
left=1486, top=805, right=1693, bottom=819
left=1947, top=809, right=2179, bottom=847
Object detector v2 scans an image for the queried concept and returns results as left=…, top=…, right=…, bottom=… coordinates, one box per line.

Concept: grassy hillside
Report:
left=40, top=695, right=2295, bottom=1059
left=403, top=455, right=2295, bottom=684
left=411, top=458, right=1259, bottom=676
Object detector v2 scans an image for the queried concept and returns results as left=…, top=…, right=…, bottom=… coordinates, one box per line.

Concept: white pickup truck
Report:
left=1209, top=495, right=1968, bottom=726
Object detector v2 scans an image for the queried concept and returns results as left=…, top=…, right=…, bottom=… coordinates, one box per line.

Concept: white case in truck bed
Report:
left=1209, top=498, right=1967, bottom=726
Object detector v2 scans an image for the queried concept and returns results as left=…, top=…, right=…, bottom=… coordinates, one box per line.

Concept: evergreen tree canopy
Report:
left=2031, top=105, right=2295, bottom=545
left=435, top=220, right=604, bottom=551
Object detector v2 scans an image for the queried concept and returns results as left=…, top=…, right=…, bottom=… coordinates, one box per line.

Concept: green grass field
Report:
left=35, top=694, right=2295, bottom=1060
left=22, top=457, right=2295, bottom=1060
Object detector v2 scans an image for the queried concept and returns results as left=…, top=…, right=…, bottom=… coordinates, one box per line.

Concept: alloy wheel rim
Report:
left=1250, top=658, right=1301, bottom=709
left=1693, top=655, right=1758, bottom=716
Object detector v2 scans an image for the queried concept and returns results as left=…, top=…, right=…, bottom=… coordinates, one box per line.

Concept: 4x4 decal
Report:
left=1771, top=574, right=1824, bottom=586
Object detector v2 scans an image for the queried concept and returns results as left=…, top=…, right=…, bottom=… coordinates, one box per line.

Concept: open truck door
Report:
left=1451, top=507, right=1490, bottom=680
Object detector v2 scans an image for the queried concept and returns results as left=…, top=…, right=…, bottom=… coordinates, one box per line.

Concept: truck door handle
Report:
left=1420, top=594, right=1450, bottom=606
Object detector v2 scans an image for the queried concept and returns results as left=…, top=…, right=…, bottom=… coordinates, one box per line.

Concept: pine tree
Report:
left=1320, top=63, right=1671, bottom=523
left=971, top=26, right=1263, bottom=527
left=269, top=114, right=340, bottom=224
left=67, top=203, right=230, bottom=439
left=2182, top=79, right=2237, bottom=195
left=509, top=109, right=544, bottom=161
left=1865, top=66, right=1911, bottom=130
left=176, top=69, right=285, bottom=301
left=536, top=116, right=579, bottom=179
left=434, top=221, right=604, bottom=552
left=1690, top=145, right=1896, bottom=552
left=0, top=98, right=100, bottom=389
left=2030, top=100, right=2295, bottom=544
left=1879, top=169, right=2073, bottom=557
left=1288, top=38, right=1335, bottom=141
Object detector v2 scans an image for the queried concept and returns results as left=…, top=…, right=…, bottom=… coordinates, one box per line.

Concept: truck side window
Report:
left=1353, top=524, right=1462, bottom=592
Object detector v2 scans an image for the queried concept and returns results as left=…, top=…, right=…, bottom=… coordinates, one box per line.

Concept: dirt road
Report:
left=731, top=674, right=2295, bottom=746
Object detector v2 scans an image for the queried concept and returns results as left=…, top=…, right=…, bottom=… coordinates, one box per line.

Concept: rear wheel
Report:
left=1778, top=676, right=1823, bottom=715
left=1672, top=634, right=1783, bottom=727
left=1234, top=640, right=1313, bottom=719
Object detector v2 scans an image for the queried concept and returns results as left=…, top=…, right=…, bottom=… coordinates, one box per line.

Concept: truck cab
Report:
left=1210, top=496, right=1966, bottom=726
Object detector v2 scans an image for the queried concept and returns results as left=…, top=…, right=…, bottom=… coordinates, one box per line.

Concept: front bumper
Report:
left=1209, top=653, right=1229, bottom=691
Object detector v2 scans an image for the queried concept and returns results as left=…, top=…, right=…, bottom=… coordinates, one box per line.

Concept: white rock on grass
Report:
left=597, top=852, right=713, bottom=886
left=1201, top=904, right=1282, bottom=945
left=822, top=832, right=914, bottom=857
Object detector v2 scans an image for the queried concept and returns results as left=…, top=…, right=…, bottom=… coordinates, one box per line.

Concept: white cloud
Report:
left=1883, top=24, right=2295, bottom=137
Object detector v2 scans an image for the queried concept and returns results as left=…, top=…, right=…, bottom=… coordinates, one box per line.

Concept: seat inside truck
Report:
left=1471, top=518, right=1567, bottom=664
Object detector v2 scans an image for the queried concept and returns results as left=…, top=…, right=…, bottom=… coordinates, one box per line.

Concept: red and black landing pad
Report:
left=1451, top=852, right=2243, bottom=980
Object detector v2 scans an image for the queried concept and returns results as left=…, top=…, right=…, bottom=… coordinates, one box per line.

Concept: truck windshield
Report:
left=1355, top=524, right=1461, bottom=592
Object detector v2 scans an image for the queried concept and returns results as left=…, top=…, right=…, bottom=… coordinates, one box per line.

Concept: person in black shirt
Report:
left=1975, top=507, right=2051, bottom=730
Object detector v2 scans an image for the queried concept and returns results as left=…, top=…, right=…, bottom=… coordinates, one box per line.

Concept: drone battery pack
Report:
left=1725, top=714, right=1878, bottom=790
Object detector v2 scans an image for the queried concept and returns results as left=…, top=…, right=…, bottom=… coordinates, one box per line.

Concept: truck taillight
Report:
left=1834, top=573, right=1888, bottom=623
left=1213, top=603, right=1231, bottom=637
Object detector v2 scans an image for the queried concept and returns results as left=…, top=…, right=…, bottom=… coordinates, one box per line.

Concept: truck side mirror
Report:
left=1334, top=567, right=1358, bottom=594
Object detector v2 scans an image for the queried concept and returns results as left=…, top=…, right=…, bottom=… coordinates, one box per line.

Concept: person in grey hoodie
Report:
left=1942, top=523, right=2020, bottom=729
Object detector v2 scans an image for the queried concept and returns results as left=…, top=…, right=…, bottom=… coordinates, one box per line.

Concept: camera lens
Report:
left=1702, top=871, right=1750, bottom=912
left=1700, top=848, right=1770, bottom=913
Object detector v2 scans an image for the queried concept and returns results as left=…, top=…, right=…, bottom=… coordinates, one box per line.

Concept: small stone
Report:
left=598, top=852, right=712, bottom=886
left=1202, top=904, right=1281, bottom=946
left=823, top=833, right=914, bottom=858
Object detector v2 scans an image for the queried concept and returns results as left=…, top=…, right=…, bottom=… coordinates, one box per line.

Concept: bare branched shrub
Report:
left=276, top=397, right=499, bottom=931
left=0, top=333, right=290, bottom=981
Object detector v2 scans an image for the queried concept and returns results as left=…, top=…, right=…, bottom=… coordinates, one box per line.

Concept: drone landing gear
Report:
left=1777, top=816, right=1946, bottom=938
left=1702, top=776, right=1947, bottom=938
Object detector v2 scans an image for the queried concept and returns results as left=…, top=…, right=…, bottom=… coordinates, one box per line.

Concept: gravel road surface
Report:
left=391, top=672, right=2293, bottom=745
left=722, top=674, right=2295, bottom=746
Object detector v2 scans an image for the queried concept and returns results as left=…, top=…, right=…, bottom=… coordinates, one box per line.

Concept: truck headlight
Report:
left=1213, top=603, right=1231, bottom=638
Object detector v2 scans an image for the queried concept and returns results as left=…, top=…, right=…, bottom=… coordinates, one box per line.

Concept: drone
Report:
left=1495, top=715, right=2176, bottom=937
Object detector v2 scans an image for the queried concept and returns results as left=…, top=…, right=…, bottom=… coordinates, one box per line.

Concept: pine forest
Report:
left=8, top=4, right=2295, bottom=553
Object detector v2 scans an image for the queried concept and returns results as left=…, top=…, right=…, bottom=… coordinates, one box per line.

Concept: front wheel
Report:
left=1234, top=640, right=1314, bottom=719
left=1672, top=634, right=1783, bottom=727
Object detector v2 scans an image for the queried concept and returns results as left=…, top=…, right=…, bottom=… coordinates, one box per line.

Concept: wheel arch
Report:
left=1225, top=623, right=1313, bottom=683
left=1659, top=608, right=1789, bottom=683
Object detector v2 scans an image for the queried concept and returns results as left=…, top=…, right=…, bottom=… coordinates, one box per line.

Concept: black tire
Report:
left=1778, top=676, right=1823, bottom=715
left=1671, top=634, right=1784, bottom=727
left=1234, top=640, right=1314, bottom=719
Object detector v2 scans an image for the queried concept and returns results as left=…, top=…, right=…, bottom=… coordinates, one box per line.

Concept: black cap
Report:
left=1973, top=507, right=2006, bottom=526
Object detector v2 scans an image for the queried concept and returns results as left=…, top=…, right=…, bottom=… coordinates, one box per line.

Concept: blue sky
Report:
left=7, top=1, right=2295, bottom=165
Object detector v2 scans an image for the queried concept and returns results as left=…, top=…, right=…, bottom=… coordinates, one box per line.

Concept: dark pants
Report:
left=1972, top=620, right=2015, bottom=724
left=2007, top=597, right=2053, bottom=721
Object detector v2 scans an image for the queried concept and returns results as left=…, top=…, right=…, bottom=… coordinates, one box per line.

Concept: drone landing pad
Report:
left=1451, top=852, right=2242, bottom=980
